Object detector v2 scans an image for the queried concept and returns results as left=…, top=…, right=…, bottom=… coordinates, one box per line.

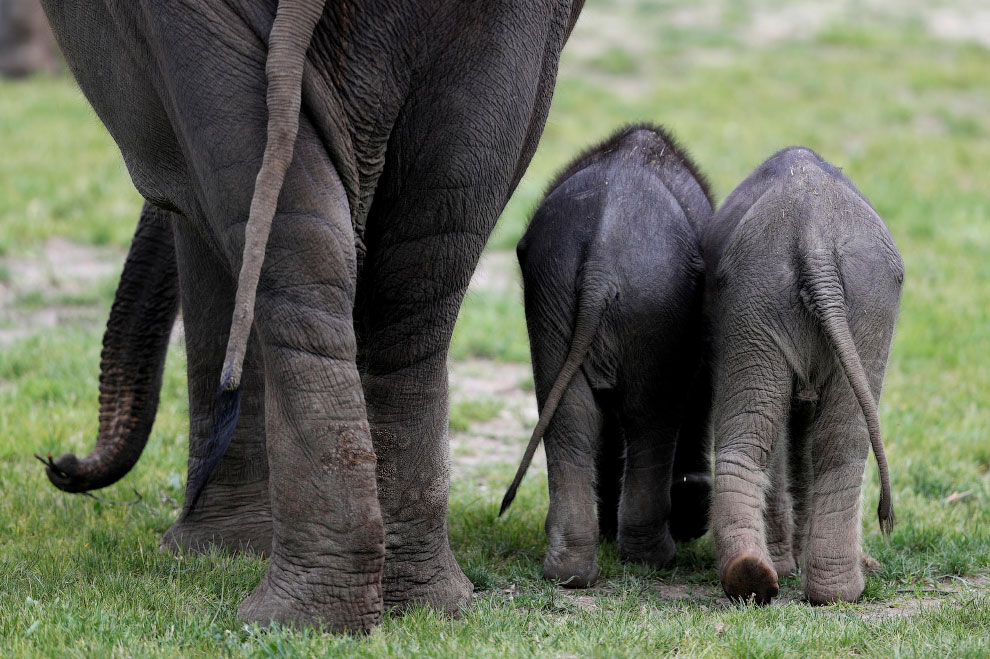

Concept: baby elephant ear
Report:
left=190, top=0, right=329, bottom=514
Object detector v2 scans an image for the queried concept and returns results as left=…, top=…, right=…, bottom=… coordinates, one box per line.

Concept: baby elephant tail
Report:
left=499, top=275, right=617, bottom=516
left=799, top=249, right=895, bottom=536
left=185, top=0, right=328, bottom=514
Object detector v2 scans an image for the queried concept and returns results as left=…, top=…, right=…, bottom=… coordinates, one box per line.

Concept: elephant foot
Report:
left=860, top=551, right=881, bottom=575
left=618, top=527, right=676, bottom=569
left=721, top=553, right=779, bottom=604
left=768, top=539, right=797, bottom=578
left=543, top=545, right=598, bottom=588
left=384, top=545, right=472, bottom=614
left=804, top=567, right=864, bottom=605
left=238, top=563, right=383, bottom=633
left=771, top=553, right=798, bottom=579
left=161, top=484, right=272, bottom=556
left=669, top=472, right=712, bottom=542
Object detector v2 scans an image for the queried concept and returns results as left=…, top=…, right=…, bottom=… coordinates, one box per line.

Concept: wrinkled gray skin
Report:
left=501, top=125, right=715, bottom=588
left=703, top=147, right=902, bottom=606
left=38, top=0, right=583, bottom=632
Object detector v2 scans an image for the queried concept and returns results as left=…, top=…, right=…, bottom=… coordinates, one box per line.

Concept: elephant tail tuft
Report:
left=185, top=371, right=242, bottom=514
left=499, top=273, right=616, bottom=517
left=799, top=248, right=895, bottom=537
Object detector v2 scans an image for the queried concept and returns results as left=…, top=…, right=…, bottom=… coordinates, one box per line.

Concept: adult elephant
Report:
left=38, top=0, right=584, bottom=632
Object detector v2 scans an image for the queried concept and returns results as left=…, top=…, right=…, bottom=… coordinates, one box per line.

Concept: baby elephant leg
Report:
left=617, top=419, right=678, bottom=568
left=542, top=372, right=605, bottom=588
left=595, top=414, right=624, bottom=542
left=764, top=431, right=797, bottom=578
left=669, top=365, right=713, bottom=543
left=802, top=377, right=872, bottom=604
left=711, top=337, right=792, bottom=605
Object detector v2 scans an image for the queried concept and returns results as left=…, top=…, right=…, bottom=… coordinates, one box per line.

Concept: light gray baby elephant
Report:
left=703, top=146, right=903, bottom=605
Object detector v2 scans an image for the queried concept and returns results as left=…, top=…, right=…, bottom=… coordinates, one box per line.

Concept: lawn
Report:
left=2, top=0, right=989, bottom=655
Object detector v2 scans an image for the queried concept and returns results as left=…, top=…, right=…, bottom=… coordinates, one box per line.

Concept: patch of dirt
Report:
left=0, top=238, right=123, bottom=345
left=448, top=359, right=542, bottom=479
left=565, top=0, right=990, bottom=63
left=860, top=575, right=990, bottom=621
left=448, top=251, right=540, bottom=479
left=925, top=7, right=990, bottom=48
left=491, top=574, right=990, bottom=620
left=464, top=249, right=520, bottom=296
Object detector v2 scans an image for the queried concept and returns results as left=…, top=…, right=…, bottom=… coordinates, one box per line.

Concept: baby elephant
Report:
left=704, top=147, right=903, bottom=605
left=501, top=124, right=715, bottom=587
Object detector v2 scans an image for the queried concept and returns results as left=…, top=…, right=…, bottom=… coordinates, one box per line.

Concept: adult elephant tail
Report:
left=799, top=248, right=895, bottom=536
left=39, top=204, right=179, bottom=492
left=499, top=274, right=617, bottom=516
left=185, top=0, right=329, bottom=513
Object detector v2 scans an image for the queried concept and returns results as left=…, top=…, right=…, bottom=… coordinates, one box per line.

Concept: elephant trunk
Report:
left=186, top=0, right=329, bottom=513
left=43, top=204, right=179, bottom=492
left=499, top=273, right=616, bottom=516
left=799, top=249, right=894, bottom=535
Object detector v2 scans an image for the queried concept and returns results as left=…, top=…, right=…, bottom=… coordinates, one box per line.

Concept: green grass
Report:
left=449, top=398, right=504, bottom=433
left=2, top=1, right=990, bottom=655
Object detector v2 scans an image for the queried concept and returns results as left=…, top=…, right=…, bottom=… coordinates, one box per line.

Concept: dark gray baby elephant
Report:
left=501, top=125, right=716, bottom=587
left=703, top=147, right=903, bottom=605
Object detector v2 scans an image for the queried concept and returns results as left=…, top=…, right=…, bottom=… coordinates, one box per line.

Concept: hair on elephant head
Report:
left=501, top=124, right=716, bottom=588
left=703, top=146, right=903, bottom=606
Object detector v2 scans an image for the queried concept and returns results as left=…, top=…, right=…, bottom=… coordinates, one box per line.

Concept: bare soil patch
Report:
left=0, top=238, right=122, bottom=345
left=448, top=359, right=542, bottom=481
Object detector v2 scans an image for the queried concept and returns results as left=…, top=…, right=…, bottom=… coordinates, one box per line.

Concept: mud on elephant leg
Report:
left=162, top=224, right=271, bottom=556
left=711, top=333, right=792, bottom=604
left=802, top=377, right=872, bottom=605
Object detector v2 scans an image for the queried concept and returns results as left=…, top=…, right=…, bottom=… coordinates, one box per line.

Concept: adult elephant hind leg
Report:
left=355, top=238, right=477, bottom=611
left=711, top=328, right=792, bottom=605
left=355, top=4, right=571, bottom=609
left=160, top=224, right=272, bottom=557
left=236, top=134, right=384, bottom=632
left=802, top=377, right=871, bottom=605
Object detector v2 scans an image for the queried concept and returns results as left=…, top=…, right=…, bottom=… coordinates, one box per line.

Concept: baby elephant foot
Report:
left=543, top=543, right=598, bottom=588
left=768, top=538, right=797, bottom=578
left=618, top=527, right=676, bottom=569
left=771, top=553, right=798, bottom=579
left=669, top=472, right=712, bottom=542
left=384, top=544, right=473, bottom=615
left=721, top=553, right=779, bottom=605
left=860, top=551, right=881, bottom=575
left=804, top=568, right=864, bottom=605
